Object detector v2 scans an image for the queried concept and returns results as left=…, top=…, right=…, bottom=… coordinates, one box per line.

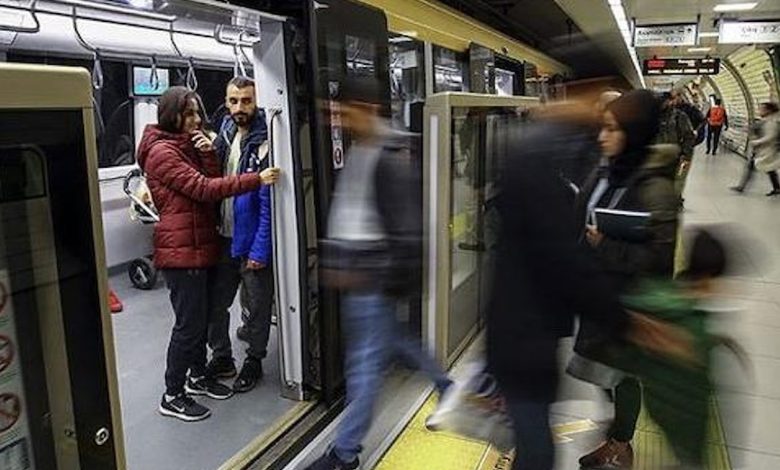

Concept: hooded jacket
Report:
left=137, top=125, right=263, bottom=269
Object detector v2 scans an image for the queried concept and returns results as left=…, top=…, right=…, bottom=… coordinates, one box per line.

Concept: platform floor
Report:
left=374, top=148, right=780, bottom=469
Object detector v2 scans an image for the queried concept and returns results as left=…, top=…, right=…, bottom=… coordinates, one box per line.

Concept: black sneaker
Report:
left=304, top=450, right=359, bottom=470
left=158, top=394, right=210, bottom=422
left=766, top=190, right=780, bottom=197
left=233, top=357, right=263, bottom=393
left=185, top=376, right=234, bottom=400
left=730, top=186, right=745, bottom=193
left=205, top=356, right=237, bottom=379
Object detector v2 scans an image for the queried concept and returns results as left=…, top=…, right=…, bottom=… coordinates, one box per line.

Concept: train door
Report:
left=0, top=64, right=123, bottom=470
left=304, top=0, right=391, bottom=402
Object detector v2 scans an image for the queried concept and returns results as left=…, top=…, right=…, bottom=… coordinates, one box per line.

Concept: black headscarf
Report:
left=605, top=90, right=662, bottom=185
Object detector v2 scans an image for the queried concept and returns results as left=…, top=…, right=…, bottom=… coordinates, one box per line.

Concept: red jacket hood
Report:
left=136, top=125, right=192, bottom=170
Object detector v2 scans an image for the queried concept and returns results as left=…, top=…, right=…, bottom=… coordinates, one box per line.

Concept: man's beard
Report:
left=232, top=112, right=252, bottom=125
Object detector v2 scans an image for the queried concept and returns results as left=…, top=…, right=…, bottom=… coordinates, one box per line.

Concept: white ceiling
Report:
left=556, top=0, right=780, bottom=88
left=625, top=0, right=780, bottom=61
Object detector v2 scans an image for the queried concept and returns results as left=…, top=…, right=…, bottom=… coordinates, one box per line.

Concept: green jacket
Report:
left=574, top=144, right=680, bottom=359
left=656, top=107, right=695, bottom=161
left=617, top=279, right=713, bottom=465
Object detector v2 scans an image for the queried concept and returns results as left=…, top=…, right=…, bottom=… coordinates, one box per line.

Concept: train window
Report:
left=346, top=35, right=376, bottom=77
left=389, top=35, right=424, bottom=129
left=495, top=68, right=515, bottom=96
left=433, top=46, right=470, bottom=93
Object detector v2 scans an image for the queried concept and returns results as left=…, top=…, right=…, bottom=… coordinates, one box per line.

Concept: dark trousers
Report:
left=505, top=399, right=554, bottom=470
left=607, top=377, right=642, bottom=442
left=706, top=125, right=723, bottom=154
left=163, top=268, right=214, bottom=396
left=208, top=239, right=273, bottom=361
left=737, top=158, right=780, bottom=192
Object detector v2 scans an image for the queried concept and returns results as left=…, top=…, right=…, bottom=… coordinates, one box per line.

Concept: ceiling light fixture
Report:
left=713, top=2, right=758, bottom=12
left=605, top=0, right=645, bottom=88
left=688, top=47, right=712, bottom=52
left=698, top=32, right=720, bottom=37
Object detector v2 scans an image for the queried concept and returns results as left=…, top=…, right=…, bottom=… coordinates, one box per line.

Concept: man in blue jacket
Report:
left=206, top=76, right=273, bottom=393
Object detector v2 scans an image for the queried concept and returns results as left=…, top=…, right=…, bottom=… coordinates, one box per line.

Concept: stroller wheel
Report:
left=128, top=258, right=157, bottom=290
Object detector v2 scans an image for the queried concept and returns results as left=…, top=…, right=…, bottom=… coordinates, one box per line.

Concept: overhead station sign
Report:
left=719, top=20, right=780, bottom=44
left=633, top=23, right=697, bottom=47
left=643, top=57, right=721, bottom=76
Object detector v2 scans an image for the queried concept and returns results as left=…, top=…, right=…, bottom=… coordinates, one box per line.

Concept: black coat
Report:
left=486, top=121, right=627, bottom=402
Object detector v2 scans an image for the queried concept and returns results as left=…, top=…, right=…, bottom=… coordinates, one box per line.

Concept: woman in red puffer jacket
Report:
left=137, top=86, right=279, bottom=422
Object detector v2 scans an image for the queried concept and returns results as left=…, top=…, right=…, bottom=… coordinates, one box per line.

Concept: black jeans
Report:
left=607, top=377, right=642, bottom=442
left=737, top=158, right=780, bottom=192
left=163, top=268, right=215, bottom=396
left=505, top=398, right=554, bottom=470
left=706, top=125, right=723, bottom=154
left=208, top=239, right=273, bottom=361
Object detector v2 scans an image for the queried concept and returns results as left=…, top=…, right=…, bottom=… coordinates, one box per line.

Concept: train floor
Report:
left=109, top=272, right=297, bottom=470
left=375, top=147, right=780, bottom=469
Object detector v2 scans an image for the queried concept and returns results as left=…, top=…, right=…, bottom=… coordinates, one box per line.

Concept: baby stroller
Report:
left=123, top=168, right=160, bottom=290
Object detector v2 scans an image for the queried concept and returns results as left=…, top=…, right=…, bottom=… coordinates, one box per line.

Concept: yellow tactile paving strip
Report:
left=375, top=396, right=732, bottom=470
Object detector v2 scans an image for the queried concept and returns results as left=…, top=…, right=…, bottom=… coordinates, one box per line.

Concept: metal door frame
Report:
left=423, top=92, right=538, bottom=367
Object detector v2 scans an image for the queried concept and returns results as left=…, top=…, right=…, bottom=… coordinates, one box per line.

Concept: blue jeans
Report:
left=333, top=292, right=451, bottom=462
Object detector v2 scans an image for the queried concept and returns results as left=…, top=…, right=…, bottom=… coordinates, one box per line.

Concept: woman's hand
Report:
left=191, top=131, right=213, bottom=153
left=585, top=224, right=604, bottom=247
left=260, top=167, right=281, bottom=185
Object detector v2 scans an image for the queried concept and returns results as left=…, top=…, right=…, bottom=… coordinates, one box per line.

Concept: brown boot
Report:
left=579, top=438, right=634, bottom=468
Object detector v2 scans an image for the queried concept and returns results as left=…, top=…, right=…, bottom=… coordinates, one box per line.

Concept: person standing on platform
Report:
left=656, top=92, right=694, bottom=206
left=206, top=76, right=275, bottom=393
left=488, top=90, right=690, bottom=470
left=306, top=77, right=451, bottom=470
left=732, top=102, right=780, bottom=196
left=706, top=98, right=729, bottom=155
left=572, top=90, right=680, bottom=469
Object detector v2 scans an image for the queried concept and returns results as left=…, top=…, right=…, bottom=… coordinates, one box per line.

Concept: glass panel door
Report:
left=0, top=109, right=119, bottom=470
left=448, top=108, right=483, bottom=357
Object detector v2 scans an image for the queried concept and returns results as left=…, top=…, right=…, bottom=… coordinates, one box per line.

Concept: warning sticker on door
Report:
left=0, top=271, right=34, bottom=470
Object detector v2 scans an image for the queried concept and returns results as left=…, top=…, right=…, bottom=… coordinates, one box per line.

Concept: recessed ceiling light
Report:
left=688, top=47, right=712, bottom=52
left=713, top=2, right=758, bottom=12
left=698, top=32, right=720, bottom=37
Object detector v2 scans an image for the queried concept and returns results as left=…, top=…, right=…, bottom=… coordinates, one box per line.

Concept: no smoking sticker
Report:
left=0, top=394, right=21, bottom=434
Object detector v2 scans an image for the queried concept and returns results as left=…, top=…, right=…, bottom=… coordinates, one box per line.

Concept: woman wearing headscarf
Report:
left=569, top=90, right=681, bottom=468
left=137, top=86, right=280, bottom=422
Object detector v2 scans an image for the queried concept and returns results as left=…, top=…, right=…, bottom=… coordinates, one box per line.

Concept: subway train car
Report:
left=0, top=0, right=559, bottom=468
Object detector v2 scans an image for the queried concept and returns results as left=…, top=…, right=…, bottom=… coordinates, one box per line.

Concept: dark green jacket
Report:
left=657, top=107, right=695, bottom=161
left=573, top=144, right=679, bottom=358
left=617, top=279, right=713, bottom=466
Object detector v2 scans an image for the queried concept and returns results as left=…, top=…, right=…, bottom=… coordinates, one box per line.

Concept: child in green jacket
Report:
left=616, top=228, right=740, bottom=468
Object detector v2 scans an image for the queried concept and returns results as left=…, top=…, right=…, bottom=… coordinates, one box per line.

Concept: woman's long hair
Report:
left=157, top=86, right=209, bottom=133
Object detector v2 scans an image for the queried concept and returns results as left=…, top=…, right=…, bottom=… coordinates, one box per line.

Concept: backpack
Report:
left=708, top=106, right=726, bottom=126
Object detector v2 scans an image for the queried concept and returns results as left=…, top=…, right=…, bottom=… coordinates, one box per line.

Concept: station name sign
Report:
left=719, top=20, right=780, bottom=44
left=633, top=23, right=697, bottom=47
left=643, top=57, right=721, bottom=75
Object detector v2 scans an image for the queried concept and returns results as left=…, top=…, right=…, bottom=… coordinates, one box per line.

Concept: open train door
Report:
left=304, top=0, right=391, bottom=402
left=0, top=63, right=124, bottom=470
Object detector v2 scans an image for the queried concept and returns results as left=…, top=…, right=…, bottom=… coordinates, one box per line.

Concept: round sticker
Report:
left=0, top=335, right=14, bottom=374
left=0, top=393, right=21, bottom=434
